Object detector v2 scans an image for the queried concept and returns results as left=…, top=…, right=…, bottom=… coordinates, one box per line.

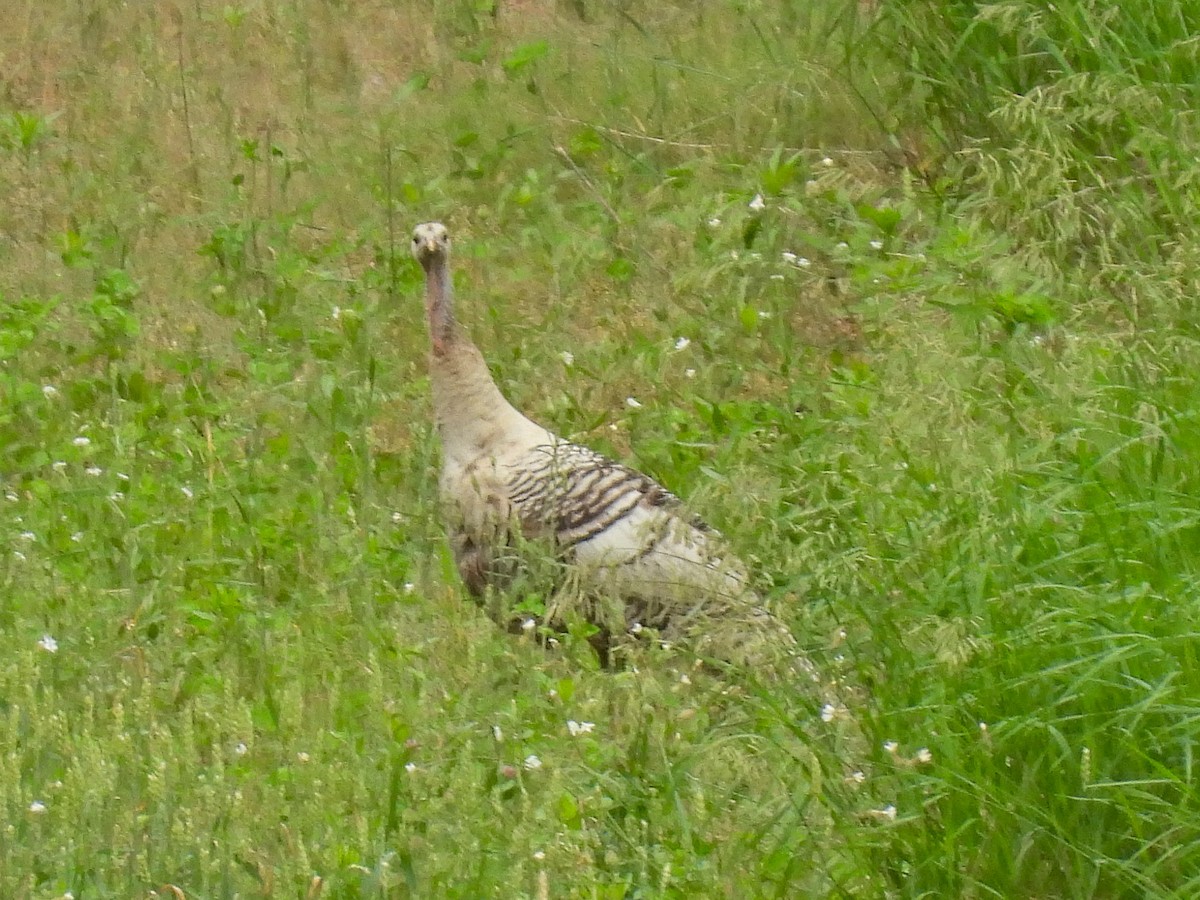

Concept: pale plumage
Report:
left=411, top=221, right=793, bottom=667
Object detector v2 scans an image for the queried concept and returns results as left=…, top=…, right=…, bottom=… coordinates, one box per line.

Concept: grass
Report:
left=2, top=0, right=1200, bottom=896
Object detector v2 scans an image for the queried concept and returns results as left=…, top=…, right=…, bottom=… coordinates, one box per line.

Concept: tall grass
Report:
left=1, top=0, right=1199, bottom=896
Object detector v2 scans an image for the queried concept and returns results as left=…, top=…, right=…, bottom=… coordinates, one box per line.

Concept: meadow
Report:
left=2, top=0, right=1200, bottom=896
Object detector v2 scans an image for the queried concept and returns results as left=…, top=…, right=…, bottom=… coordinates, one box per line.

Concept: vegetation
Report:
left=2, top=0, right=1199, bottom=895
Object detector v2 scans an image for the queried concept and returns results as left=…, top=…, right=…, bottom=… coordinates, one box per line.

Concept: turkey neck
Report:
left=422, top=252, right=525, bottom=457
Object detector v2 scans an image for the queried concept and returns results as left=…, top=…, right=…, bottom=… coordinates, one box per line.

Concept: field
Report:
left=3, top=1, right=1200, bottom=896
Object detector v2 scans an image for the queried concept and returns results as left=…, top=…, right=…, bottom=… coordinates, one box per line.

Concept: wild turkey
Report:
left=411, top=221, right=795, bottom=668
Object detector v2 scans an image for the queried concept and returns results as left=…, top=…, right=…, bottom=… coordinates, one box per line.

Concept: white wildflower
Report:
left=869, top=239, right=884, bottom=250
left=673, top=336, right=691, bottom=351
left=297, top=752, right=311, bottom=763
left=679, top=673, right=691, bottom=685
left=875, top=804, right=897, bottom=821
left=795, top=257, right=811, bottom=267
left=109, top=492, right=124, bottom=502
left=559, top=350, right=574, bottom=366
left=403, top=582, right=415, bottom=594
left=523, top=754, right=543, bottom=771
left=331, top=306, right=342, bottom=321
left=684, top=368, right=696, bottom=379
left=821, top=156, right=834, bottom=167
left=883, top=740, right=898, bottom=754
left=782, top=251, right=798, bottom=264
left=521, top=618, right=536, bottom=632
left=18, top=531, right=35, bottom=542
left=180, top=486, right=194, bottom=500
left=13, top=550, right=25, bottom=561
left=625, top=397, right=642, bottom=409
left=85, top=466, right=102, bottom=477
left=707, top=217, right=721, bottom=228
left=567, top=720, right=595, bottom=737
left=28, top=800, right=46, bottom=814
left=532, top=850, right=546, bottom=861
left=116, top=472, right=130, bottom=481
left=748, top=193, right=766, bottom=211
left=404, top=762, right=417, bottom=773
left=42, top=385, right=58, bottom=398
left=70, top=532, right=82, bottom=543
left=757, top=311, right=772, bottom=320
left=769, top=274, right=784, bottom=281
left=630, top=622, right=643, bottom=634
left=51, top=461, right=67, bottom=473
left=835, top=241, right=849, bottom=251
left=730, top=250, right=740, bottom=260
left=846, top=770, right=866, bottom=784
left=234, top=742, right=248, bottom=756
left=37, top=634, right=58, bottom=653
left=821, top=703, right=838, bottom=723
left=72, top=436, right=90, bottom=448
left=492, top=725, right=503, bottom=742
left=915, top=747, right=933, bottom=764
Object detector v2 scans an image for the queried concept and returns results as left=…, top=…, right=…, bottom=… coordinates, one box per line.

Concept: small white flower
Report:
left=835, top=241, right=849, bottom=251
left=757, top=311, right=772, bottom=320
left=521, top=618, right=536, bottom=632
left=877, top=804, right=897, bottom=821
left=116, top=472, right=130, bottom=482
left=37, top=634, right=58, bottom=653
left=625, top=397, right=642, bottom=409
left=532, top=850, right=546, bottom=861
left=794, top=256, right=811, bottom=267
left=72, top=436, right=90, bottom=448
left=684, top=368, right=696, bottom=379
left=821, top=156, right=834, bottom=167
left=679, top=673, right=691, bottom=685
left=85, top=466, right=102, bottom=477
left=234, top=742, right=248, bottom=756
left=883, top=740, right=898, bottom=754
left=70, top=532, right=83, bottom=543
left=847, top=770, right=866, bottom=784
left=560, top=350, right=574, bottom=366
left=915, top=747, right=932, bottom=764
left=567, top=720, right=595, bottom=737
left=782, top=251, right=799, bottom=264
left=869, top=239, right=884, bottom=250
left=28, top=800, right=46, bottom=814
left=748, top=193, right=766, bottom=211
left=674, top=336, right=691, bottom=351
left=180, top=486, right=194, bottom=500
left=630, top=622, right=643, bottom=634
left=707, top=217, right=722, bottom=227
left=297, top=752, right=311, bottom=763
left=821, top=703, right=837, bottom=723
left=18, top=531, right=35, bottom=542
left=403, top=582, right=415, bottom=594
left=492, top=725, right=503, bottom=742
left=404, top=762, right=417, bottom=773
left=13, top=550, right=25, bottom=561
left=769, top=274, right=784, bottom=281
left=979, top=722, right=988, bottom=732
left=730, top=250, right=740, bottom=260
left=391, top=511, right=403, bottom=523
left=51, top=461, right=67, bottom=473
left=109, top=492, right=124, bottom=502
left=331, top=306, right=342, bottom=321
left=523, top=754, right=543, bottom=771
left=42, top=385, right=58, bottom=398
